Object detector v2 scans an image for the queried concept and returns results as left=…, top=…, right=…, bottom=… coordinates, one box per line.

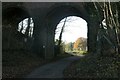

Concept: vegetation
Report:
left=73, top=37, right=87, bottom=51
left=64, top=53, right=119, bottom=78
left=64, top=2, right=120, bottom=78
left=55, top=37, right=87, bottom=56
left=64, top=37, right=87, bottom=55
left=3, top=2, right=120, bottom=78
left=65, top=42, right=74, bottom=52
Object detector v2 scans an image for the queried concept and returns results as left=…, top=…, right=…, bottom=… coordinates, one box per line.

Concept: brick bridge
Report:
left=2, top=2, right=120, bottom=59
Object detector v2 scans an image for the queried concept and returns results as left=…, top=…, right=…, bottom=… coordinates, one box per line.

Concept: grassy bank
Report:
left=64, top=53, right=119, bottom=78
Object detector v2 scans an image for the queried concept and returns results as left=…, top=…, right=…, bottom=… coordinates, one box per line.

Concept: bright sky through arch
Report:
left=55, top=16, right=88, bottom=43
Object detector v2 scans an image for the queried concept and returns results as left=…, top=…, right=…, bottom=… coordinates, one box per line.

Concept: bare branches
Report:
left=94, top=2, right=120, bottom=54
left=58, top=17, right=67, bottom=46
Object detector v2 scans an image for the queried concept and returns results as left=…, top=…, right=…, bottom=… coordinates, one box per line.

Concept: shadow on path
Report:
left=26, top=55, right=84, bottom=78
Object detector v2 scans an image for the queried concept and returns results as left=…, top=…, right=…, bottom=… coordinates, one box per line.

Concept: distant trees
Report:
left=64, top=37, right=87, bottom=53
left=55, top=16, right=78, bottom=46
left=55, top=37, right=87, bottom=55
left=55, top=16, right=88, bottom=54
left=73, top=37, right=87, bottom=51
left=65, top=42, right=74, bottom=52
left=55, top=17, right=78, bottom=54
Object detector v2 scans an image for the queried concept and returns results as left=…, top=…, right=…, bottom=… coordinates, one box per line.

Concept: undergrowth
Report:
left=64, top=52, right=119, bottom=78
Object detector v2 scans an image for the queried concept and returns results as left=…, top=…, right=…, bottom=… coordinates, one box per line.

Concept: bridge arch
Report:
left=43, top=3, right=94, bottom=59
left=2, top=2, right=101, bottom=59
left=2, top=5, right=33, bottom=51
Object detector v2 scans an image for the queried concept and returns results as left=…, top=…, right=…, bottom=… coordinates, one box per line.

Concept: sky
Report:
left=18, top=18, right=34, bottom=36
left=55, top=16, right=88, bottom=43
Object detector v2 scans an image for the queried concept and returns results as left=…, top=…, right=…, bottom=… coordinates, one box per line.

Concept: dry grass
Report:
left=64, top=53, right=119, bottom=78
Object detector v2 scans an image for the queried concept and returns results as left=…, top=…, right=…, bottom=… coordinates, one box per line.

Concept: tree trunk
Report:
left=58, top=17, right=67, bottom=46
left=20, top=21, right=23, bottom=33
left=25, top=18, right=31, bottom=36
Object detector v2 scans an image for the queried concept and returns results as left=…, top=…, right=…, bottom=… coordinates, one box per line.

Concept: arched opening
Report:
left=18, top=18, right=34, bottom=37
left=2, top=6, right=37, bottom=78
left=45, top=4, right=90, bottom=58
left=2, top=7, right=30, bottom=50
left=16, top=17, right=35, bottom=51
left=54, top=16, right=88, bottom=56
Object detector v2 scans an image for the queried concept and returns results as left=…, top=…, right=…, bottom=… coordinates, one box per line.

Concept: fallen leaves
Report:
left=64, top=53, right=119, bottom=78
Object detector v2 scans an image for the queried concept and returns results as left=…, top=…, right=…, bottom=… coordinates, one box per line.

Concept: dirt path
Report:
left=26, top=56, right=83, bottom=78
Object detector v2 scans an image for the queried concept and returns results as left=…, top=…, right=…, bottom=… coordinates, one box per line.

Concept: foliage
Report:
left=79, top=50, right=87, bottom=55
left=54, top=39, right=65, bottom=55
left=73, top=37, right=87, bottom=51
left=65, top=42, right=74, bottom=52
left=93, top=2, right=120, bottom=54
left=64, top=3, right=120, bottom=75
left=64, top=53, right=119, bottom=78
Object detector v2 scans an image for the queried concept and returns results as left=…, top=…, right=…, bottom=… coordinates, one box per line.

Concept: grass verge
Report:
left=64, top=53, right=119, bottom=78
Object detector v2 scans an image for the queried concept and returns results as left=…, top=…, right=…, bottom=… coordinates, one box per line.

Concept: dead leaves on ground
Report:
left=64, top=53, right=119, bottom=78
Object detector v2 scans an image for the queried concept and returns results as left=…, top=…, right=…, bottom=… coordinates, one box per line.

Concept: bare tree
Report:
left=58, top=17, right=67, bottom=46
left=94, top=2, right=120, bottom=54
left=56, top=16, right=79, bottom=46
left=25, top=18, right=31, bottom=36
left=20, top=21, right=23, bottom=33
